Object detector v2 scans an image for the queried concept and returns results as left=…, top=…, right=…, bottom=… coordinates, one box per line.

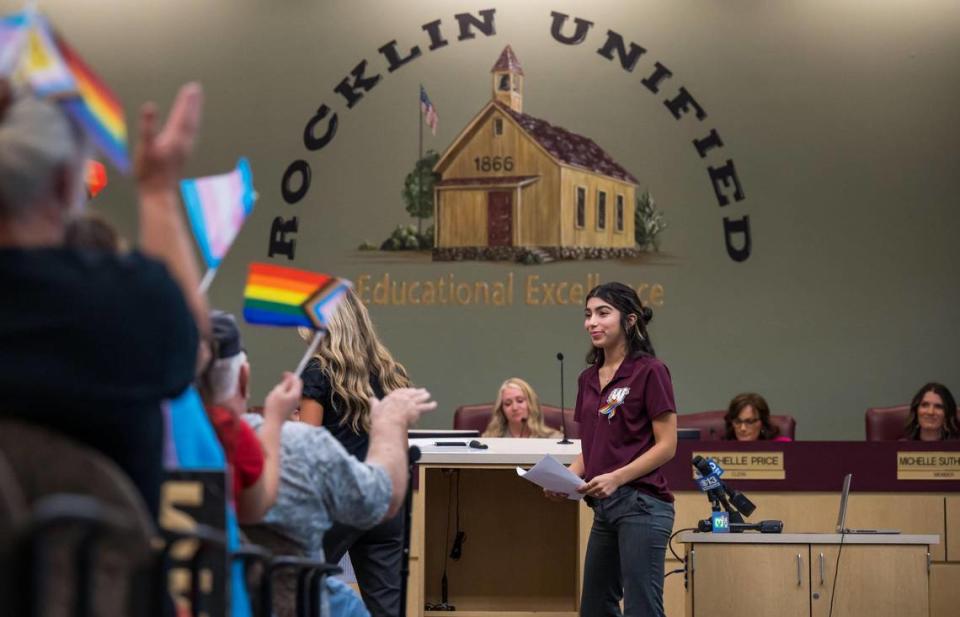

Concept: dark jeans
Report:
left=323, top=511, right=404, bottom=617
left=581, top=486, right=675, bottom=617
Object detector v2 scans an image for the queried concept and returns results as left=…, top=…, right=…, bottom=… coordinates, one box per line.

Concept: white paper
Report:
left=517, top=454, right=586, bottom=500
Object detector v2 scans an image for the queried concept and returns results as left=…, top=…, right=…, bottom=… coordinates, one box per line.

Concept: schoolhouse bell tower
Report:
left=491, top=45, right=523, bottom=113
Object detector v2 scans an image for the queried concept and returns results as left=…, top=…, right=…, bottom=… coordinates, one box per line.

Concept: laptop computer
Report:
left=835, top=473, right=899, bottom=534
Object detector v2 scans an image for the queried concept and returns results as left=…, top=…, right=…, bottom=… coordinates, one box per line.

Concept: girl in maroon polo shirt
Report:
left=547, top=282, right=678, bottom=617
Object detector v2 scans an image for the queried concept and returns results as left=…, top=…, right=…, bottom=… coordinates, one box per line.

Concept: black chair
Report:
left=0, top=419, right=154, bottom=617
left=242, top=524, right=341, bottom=617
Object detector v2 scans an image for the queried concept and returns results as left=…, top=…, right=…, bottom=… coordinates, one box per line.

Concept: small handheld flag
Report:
left=54, top=28, right=130, bottom=173
left=243, top=262, right=351, bottom=375
left=15, top=13, right=130, bottom=173
left=0, top=12, right=28, bottom=77
left=303, top=277, right=352, bottom=331
left=181, top=158, right=257, bottom=290
left=243, top=263, right=350, bottom=329
left=22, top=14, right=75, bottom=98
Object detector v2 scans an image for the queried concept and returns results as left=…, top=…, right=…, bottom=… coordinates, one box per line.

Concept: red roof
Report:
left=491, top=45, right=524, bottom=76
left=494, top=102, right=638, bottom=184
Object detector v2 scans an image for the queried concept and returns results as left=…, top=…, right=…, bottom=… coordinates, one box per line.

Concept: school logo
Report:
left=262, top=7, right=752, bottom=307
left=599, top=387, right=630, bottom=421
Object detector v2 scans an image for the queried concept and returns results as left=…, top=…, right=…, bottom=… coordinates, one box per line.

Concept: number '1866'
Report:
left=473, top=156, right=514, bottom=172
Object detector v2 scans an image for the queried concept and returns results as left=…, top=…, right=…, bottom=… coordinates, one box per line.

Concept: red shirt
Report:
left=575, top=354, right=677, bottom=503
left=208, top=405, right=264, bottom=504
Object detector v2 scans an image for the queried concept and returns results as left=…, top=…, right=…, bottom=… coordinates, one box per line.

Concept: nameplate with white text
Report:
left=692, top=452, right=785, bottom=480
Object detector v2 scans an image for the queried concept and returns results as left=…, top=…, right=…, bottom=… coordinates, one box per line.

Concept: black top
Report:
left=301, top=357, right=384, bottom=460
left=0, top=247, right=198, bottom=516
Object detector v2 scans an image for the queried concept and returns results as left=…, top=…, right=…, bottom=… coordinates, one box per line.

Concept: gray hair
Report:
left=207, top=351, right=248, bottom=404
left=0, top=92, right=87, bottom=218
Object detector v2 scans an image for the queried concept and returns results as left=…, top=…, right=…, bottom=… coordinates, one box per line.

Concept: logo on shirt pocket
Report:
left=598, top=387, right=630, bottom=421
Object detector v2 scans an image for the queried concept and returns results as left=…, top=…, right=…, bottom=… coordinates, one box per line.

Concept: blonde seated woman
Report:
left=482, top=378, right=561, bottom=438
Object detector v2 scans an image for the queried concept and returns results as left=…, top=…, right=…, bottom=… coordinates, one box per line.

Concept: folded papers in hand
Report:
left=517, top=454, right=585, bottom=500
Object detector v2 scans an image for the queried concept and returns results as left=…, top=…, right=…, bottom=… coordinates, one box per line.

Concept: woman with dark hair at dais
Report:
left=902, top=382, right=958, bottom=441
left=724, top=393, right=791, bottom=442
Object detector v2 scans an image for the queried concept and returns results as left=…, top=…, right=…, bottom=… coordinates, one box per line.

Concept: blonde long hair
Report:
left=309, top=288, right=410, bottom=433
left=483, top=378, right=558, bottom=438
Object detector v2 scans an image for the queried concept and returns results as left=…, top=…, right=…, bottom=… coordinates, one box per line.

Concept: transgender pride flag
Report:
left=180, top=158, right=257, bottom=290
left=0, top=12, right=28, bottom=77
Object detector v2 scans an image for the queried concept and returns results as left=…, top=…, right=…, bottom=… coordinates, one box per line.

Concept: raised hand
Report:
left=264, top=372, right=303, bottom=422
left=370, top=388, right=437, bottom=427
left=134, top=82, right=203, bottom=193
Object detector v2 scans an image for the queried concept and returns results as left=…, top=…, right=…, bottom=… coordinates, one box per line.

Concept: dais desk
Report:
left=406, top=439, right=960, bottom=617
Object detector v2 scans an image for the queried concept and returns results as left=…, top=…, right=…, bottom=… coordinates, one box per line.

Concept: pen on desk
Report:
left=434, top=441, right=467, bottom=446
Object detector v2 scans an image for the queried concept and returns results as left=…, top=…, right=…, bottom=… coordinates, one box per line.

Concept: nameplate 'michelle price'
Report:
left=692, top=452, right=785, bottom=480
left=897, top=452, right=960, bottom=480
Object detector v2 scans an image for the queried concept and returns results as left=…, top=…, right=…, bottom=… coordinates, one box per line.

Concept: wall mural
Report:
left=264, top=8, right=750, bottom=312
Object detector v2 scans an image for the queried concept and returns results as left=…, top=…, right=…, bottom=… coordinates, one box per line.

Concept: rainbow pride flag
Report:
left=52, top=28, right=129, bottom=173
left=243, top=263, right=350, bottom=329
left=180, top=158, right=256, bottom=269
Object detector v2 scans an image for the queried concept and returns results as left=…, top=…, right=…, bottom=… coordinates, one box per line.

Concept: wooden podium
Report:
left=678, top=532, right=938, bottom=617
left=408, top=438, right=583, bottom=617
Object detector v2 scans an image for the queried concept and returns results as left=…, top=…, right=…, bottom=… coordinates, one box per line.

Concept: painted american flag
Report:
left=420, top=84, right=438, bottom=135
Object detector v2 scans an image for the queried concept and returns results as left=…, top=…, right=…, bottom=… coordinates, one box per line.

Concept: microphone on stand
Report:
left=556, top=352, right=572, bottom=445
left=520, top=417, right=528, bottom=438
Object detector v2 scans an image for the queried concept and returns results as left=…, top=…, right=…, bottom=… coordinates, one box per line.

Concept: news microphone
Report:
left=692, top=455, right=757, bottom=517
left=556, top=353, right=572, bottom=445
left=521, top=417, right=528, bottom=438
left=691, top=456, right=725, bottom=506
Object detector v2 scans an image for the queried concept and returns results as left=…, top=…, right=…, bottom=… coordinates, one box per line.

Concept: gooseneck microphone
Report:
left=556, top=353, right=572, bottom=444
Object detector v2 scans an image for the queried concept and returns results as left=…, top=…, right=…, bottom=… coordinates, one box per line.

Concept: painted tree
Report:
left=402, top=150, right=441, bottom=235
left=635, top=190, right=668, bottom=251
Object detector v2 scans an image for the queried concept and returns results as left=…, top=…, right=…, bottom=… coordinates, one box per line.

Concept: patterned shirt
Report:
left=242, top=414, right=391, bottom=558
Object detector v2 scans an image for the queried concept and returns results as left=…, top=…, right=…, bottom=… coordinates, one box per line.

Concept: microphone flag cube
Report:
left=711, top=511, right=730, bottom=533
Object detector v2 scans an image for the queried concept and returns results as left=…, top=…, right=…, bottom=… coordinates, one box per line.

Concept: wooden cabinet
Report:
left=681, top=534, right=936, bottom=617
left=810, top=545, right=929, bottom=617
left=690, top=543, right=809, bottom=617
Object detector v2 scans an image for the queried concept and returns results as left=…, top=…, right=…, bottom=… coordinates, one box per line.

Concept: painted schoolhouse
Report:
left=433, top=45, right=639, bottom=260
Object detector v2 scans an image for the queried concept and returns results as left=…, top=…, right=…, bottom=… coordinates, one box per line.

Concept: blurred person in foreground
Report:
left=0, top=79, right=209, bottom=516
